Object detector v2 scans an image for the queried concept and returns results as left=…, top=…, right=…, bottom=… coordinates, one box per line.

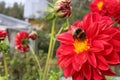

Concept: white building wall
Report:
left=24, top=0, right=48, bottom=19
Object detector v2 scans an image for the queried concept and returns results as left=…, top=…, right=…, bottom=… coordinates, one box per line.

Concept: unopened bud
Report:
left=29, top=31, right=37, bottom=40
left=54, top=0, right=71, bottom=18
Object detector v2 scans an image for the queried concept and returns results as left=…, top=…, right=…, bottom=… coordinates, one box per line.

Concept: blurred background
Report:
left=0, top=0, right=120, bottom=80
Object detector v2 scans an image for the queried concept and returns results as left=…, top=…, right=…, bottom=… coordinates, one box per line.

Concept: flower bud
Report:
left=54, top=0, right=71, bottom=18
left=29, top=31, right=37, bottom=40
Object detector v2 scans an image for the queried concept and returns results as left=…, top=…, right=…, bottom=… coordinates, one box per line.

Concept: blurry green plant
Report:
left=0, top=48, right=63, bottom=80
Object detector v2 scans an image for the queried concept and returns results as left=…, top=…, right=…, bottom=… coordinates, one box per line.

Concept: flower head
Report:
left=90, top=0, right=108, bottom=16
left=54, top=0, right=71, bottom=18
left=105, top=0, right=120, bottom=24
left=15, top=31, right=29, bottom=52
left=0, top=30, right=7, bottom=40
left=56, top=13, right=120, bottom=80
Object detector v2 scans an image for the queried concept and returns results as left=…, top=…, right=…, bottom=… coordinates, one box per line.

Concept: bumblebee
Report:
left=72, top=27, right=86, bottom=40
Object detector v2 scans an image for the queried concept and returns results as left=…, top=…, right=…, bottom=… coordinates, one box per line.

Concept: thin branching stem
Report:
left=42, top=18, right=56, bottom=80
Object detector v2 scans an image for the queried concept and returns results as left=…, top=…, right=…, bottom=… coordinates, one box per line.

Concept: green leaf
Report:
left=45, top=13, right=55, bottom=20
left=48, top=2, right=54, bottom=8
left=45, top=7, right=54, bottom=13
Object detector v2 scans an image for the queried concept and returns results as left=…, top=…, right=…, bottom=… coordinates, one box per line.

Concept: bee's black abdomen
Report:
left=79, top=32, right=86, bottom=39
left=76, top=28, right=82, bottom=34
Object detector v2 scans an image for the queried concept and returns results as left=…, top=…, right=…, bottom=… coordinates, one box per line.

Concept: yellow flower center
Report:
left=97, top=1, right=104, bottom=10
left=73, top=39, right=90, bottom=54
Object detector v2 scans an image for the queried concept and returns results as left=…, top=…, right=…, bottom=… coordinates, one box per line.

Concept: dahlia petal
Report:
left=88, top=52, right=97, bottom=68
left=56, top=47, right=62, bottom=57
left=102, top=27, right=117, bottom=36
left=101, top=69, right=116, bottom=76
left=86, top=23, right=100, bottom=38
left=72, top=60, right=82, bottom=71
left=56, top=44, right=74, bottom=56
left=110, top=39, right=120, bottom=51
left=57, top=32, right=74, bottom=44
left=92, top=40, right=113, bottom=55
left=73, top=53, right=87, bottom=71
left=98, top=19, right=113, bottom=30
left=103, top=42, right=113, bottom=55
left=91, top=40, right=104, bottom=52
left=81, top=13, right=101, bottom=30
left=93, top=69, right=103, bottom=80
left=80, top=15, right=91, bottom=30
left=96, top=34, right=111, bottom=41
left=72, top=71, right=84, bottom=80
left=113, top=31, right=120, bottom=40
left=64, top=64, right=75, bottom=78
left=58, top=55, right=73, bottom=68
left=83, top=62, right=91, bottom=80
left=74, top=53, right=87, bottom=64
left=72, top=21, right=81, bottom=28
left=97, top=55, right=109, bottom=70
left=105, top=51, right=120, bottom=65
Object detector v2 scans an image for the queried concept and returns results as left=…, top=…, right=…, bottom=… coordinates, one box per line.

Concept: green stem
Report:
left=30, top=46, right=41, bottom=72
left=50, top=25, right=64, bottom=57
left=66, top=18, right=69, bottom=27
left=42, top=18, right=56, bottom=80
left=34, top=39, right=37, bottom=55
left=51, top=18, right=69, bottom=57
left=3, top=53, right=8, bottom=80
left=49, top=18, right=70, bottom=70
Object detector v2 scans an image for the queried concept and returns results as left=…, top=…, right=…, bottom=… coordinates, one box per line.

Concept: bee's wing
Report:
left=70, top=25, right=78, bottom=34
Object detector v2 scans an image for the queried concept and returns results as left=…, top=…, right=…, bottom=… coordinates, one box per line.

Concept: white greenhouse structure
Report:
left=0, top=14, right=35, bottom=53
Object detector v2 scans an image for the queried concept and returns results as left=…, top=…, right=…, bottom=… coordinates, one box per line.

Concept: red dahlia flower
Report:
left=90, top=0, right=108, bottom=16
left=105, top=0, right=120, bottom=24
left=54, top=0, right=71, bottom=18
left=56, top=13, right=120, bottom=80
left=15, top=31, right=29, bottom=52
left=0, top=30, right=7, bottom=40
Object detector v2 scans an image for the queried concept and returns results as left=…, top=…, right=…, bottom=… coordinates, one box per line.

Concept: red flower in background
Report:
left=90, top=0, right=108, bottom=16
left=56, top=13, right=120, bottom=80
left=15, top=31, right=29, bottom=52
left=0, top=30, right=7, bottom=40
left=105, top=0, right=120, bottom=24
